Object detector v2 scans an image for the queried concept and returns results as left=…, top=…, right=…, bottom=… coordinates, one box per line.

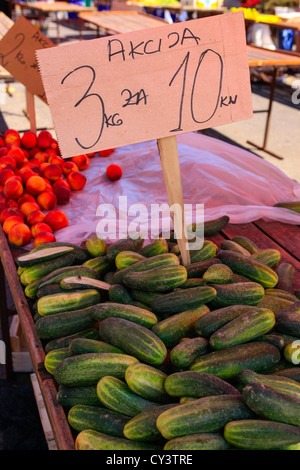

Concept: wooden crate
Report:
left=10, top=314, right=34, bottom=373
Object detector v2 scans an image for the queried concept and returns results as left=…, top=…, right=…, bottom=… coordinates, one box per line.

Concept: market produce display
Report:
left=15, top=221, right=300, bottom=451
left=0, top=129, right=91, bottom=248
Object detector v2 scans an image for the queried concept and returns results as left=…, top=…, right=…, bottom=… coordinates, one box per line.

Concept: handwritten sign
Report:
left=0, top=16, right=54, bottom=103
left=37, top=11, right=252, bottom=157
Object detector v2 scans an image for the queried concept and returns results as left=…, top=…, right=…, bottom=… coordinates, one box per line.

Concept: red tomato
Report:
left=106, top=163, right=122, bottom=181
left=98, top=148, right=115, bottom=157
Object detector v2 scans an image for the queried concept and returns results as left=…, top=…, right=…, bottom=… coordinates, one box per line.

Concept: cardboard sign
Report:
left=37, top=11, right=252, bottom=157
left=0, top=16, right=54, bottom=103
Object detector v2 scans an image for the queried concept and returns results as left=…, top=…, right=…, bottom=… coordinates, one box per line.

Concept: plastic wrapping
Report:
left=44, top=132, right=300, bottom=246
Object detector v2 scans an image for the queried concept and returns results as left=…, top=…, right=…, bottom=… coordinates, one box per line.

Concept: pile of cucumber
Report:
left=15, top=217, right=300, bottom=451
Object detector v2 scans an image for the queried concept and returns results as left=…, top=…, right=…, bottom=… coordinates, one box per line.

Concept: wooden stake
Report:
left=25, top=88, right=37, bottom=133
left=157, top=135, right=191, bottom=266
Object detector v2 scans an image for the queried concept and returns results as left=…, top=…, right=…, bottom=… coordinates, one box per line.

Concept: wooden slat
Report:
left=220, top=222, right=300, bottom=290
left=254, top=219, right=300, bottom=262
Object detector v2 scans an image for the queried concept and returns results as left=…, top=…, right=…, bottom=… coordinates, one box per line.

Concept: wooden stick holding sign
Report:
left=36, top=12, right=253, bottom=250
left=157, top=136, right=191, bottom=266
left=25, top=89, right=37, bottom=133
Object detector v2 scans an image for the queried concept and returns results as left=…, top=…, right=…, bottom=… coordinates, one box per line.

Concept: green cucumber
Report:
left=44, top=329, right=99, bottom=353
left=265, top=289, right=298, bottom=302
left=252, top=333, right=286, bottom=350
left=273, top=201, right=300, bottom=213
left=217, top=250, right=278, bottom=288
left=37, top=265, right=100, bottom=290
left=237, top=369, right=300, bottom=398
left=34, top=305, right=99, bottom=340
left=37, top=289, right=101, bottom=316
left=98, top=318, right=167, bottom=366
left=273, top=368, right=300, bottom=383
left=164, top=371, right=240, bottom=398
left=209, top=308, right=275, bottom=350
left=202, top=264, right=234, bottom=284
left=106, top=236, right=144, bottom=261
left=130, top=290, right=161, bottom=307
left=44, top=347, right=71, bottom=375
left=85, top=236, right=107, bottom=258
left=20, top=253, right=75, bottom=286
left=96, top=376, right=158, bottom=417
left=115, top=251, right=146, bottom=270
left=276, top=263, right=296, bottom=292
left=112, top=253, right=180, bottom=285
left=68, top=404, right=130, bottom=437
left=36, top=284, right=68, bottom=298
left=220, top=240, right=251, bottom=256
left=54, top=353, right=139, bottom=387
left=139, top=238, right=169, bottom=258
left=256, top=295, right=294, bottom=314
left=75, top=429, right=161, bottom=450
left=194, top=305, right=257, bottom=338
left=224, top=420, right=300, bottom=450
left=156, top=394, right=252, bottom=440
left=189, top=241, right=218, bottom=264
left=57, top=385, right=101, bottom=408
left=16, top=246, right=75, bottom=267
left=123, top=265, right=187, bottom=292
left=151, top=286, right=216, bottom=316
left=170, top=337, right=209, bottom=368
left=251, top=249, right=281, bottom=267
left=180, top=278, right=207, bottom=288
left=211, top=282, right=265, bottom=308
left=275, top=302, right=300, bottom=336
left=186, top=259, right=222, bottom=278
left=164, top=433, right=230, bottom=450
left=187, top=215, right=229, bottom=237
left=231, top=236, right=259, bottom=254
left=108, top=284, right=133, bottom=304
left=69, top=338, right=125, bottom=356
left=151, top=305, right=209, bottom=348
left=189, top=342, right=281, bottom=380
left=90, top=302, right=158, bottom=328
left=243, top=382, right=300, bottom=426
left=83, top=256, right=113, bottom=277
left=125, top=363, right=169, bottom=403
left=123, top=404, right=177, bottom=442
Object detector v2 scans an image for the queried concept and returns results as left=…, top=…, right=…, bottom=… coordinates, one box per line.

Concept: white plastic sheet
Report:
left=48, top=132, right=300, bottom=246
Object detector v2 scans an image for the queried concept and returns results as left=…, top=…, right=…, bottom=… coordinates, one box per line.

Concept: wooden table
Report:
left=15, top=1, right=97, bottom=43
left=1, top=217, right=299, bottom=449
left=246, top=45, right=300, bottom=160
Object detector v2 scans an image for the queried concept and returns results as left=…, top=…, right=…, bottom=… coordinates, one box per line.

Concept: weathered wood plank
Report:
left=254, top=219, right=300, bottom=262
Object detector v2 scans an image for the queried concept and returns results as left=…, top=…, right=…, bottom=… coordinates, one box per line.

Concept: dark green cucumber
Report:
left=75, top=429, right=161, bottom=450
left=112, top=253, right=180, bottom=285
left=217, top=250, right=278, bottom=288
left=151, top=286, right=216, bottom=316
left=256, top=295, right=294, bottom=314
left=106, top=236, right=144, bottom=261
left=37, top=265, right=100, bottom=290
left=202, top=264, right=234, bottom=284
left=189, top=342, right=281, bottom=380
left=37, top=289, right=101, bottom=316
left=189, top=241, right=218, bottom=264
left=194, top=305, right=257, bottom=338
left=108, top=284, right=133, bottom=304
left=54, top=352, right=139, bottom=387
left=123, top=265, right=187, bottom=292
left=275, top=302, right=300, bottom=336
left=34, top=305, right=99, bottom=340
left=164, top=371, right=240, bottom=398
left=98, top=318, right=167, bottom=366
left=85, top=236, right=107, bottom=258
left=96, top=376, right=158, bottom=417
left=170, top=337, right=209, bottom=368
left=180, top=278, right=207, bottom=288
left=125, top=363, right=169, bottom=403
left=30, top=242, right=90, bottom=263
left=273, top=201, right=300, bottom=213
left=231, top=236, right=259, bottom=254
left=44, top=329, right=99, bottom=353
left=130, top=289, right=161, bottom=307
left=209, top=308, right=275, bottom=350
left=67, top=404, right=130, bottom=437
left=276, top=263, right=295, bottom=292
left=37, top=284, right=68, bottom=298
left=273, top=368, right=300, bottom=383
left=220, top=240, right=251, bottom=256
left=156, top=394, right=252, bottom=439
left=82, top=256, right=113, bottom=277
left=251, top=249, right=281, bottom=268
left=187, top=215, right=230, bottom=237
left=210, top=282, right=265, bottom=308
left=44, top=347, right=71, bottom=375
left=186, top=259, right=222, bottom=279
left=237, top=369, right=300, bottom=398
left=139, top=238, right=169, bottom=258
left=265, top=289, right=298, bottom=302
left=164, top=433, right=230, bottom=451
left=224, top=419, right=300, bottom=450
left=69, top=338, right=125, bottom=356
left=252, top=333, right=286, bottom=350
left=123, top=404, right=178, bottom=442
left=90, top=302, right=158, bottom=328
left=57, top=385, right=101, bottom=408
left=20, top=253, right=75, bottom=286
left=243, top=382, right=300, bottom=426
left=115, top=251, right=146, bottom=270
left=151, top=305, right=209, bottom=349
